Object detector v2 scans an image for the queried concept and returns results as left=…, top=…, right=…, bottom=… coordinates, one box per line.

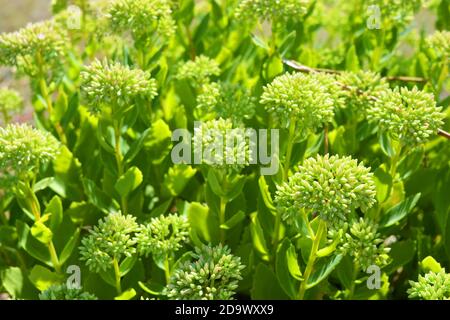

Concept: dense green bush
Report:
left=0, top=0, right=449, bottom=300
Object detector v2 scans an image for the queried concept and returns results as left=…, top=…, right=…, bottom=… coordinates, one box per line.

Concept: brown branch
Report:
left=438, top=129, right=450, bottom=140
left=283, top=59, right=449, bottom=140
left=283, top=59, right=428, bottom=83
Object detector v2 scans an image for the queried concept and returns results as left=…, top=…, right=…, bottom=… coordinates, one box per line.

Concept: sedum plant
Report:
left=79, top=212, right=139, bottom=294
left=0, top=124, right=60, bottom=188
left=275, top=154, right=376, bottom=228
left=39, top=284, right=97, bottom=300
left=0, top=0, right=450, bottom=303
left=0, top=88, right=23, bottom=124
left=136, top=213, right=189, bottom=283
left=368, top=87, right=444, bottom=148
left=165, top=244, right=245, bottom=300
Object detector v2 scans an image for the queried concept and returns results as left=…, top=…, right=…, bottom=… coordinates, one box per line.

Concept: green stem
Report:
left=219, top=197, right=227, bottom=243
left=164, top=254, right=171, bottom=284
left=113, top=121, right=128, bottom=215
left=298, top=219, right=327, bottom=300
left=47, top=242, right=62, bottom=274
left=283, top=118, right=297, bottom=181
left=28, top=185, right=62, bottom=274
left=36, top=52, right=67, bottom=145
left=348, top=263, right=359, bottom=300
left=113, top=257, right=122, bottom=295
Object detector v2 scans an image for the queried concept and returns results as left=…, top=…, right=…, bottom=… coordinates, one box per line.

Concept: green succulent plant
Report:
left=193, top=118, right=253, bottom=172
left=107, top=0, right=176, bottom=45
left=367, top=87, right=444, bottom=147
left=79, top=212, right=139, bottom=273
left=176, top=55, right=221, bottom=86
left=0, top=20, right=67, bottom=79
left=80, top=59, right=158, bottom=116
left=136, top=213, right=190, bottom=257
left=235, top=0, right=310, bottom=24
left=275, top=154, right=376, bottom=227
left=260, top=72, right=335, bottom=131
left=39, top=284, right=97, bottom=300
left=0, top=124, right=60, bottom=187
left=165, top=244, right=245, bottom=300
left=341, top=218, right=390, bottom=270
left=0, top=88, right=23, bottom=123
left=408, top=269, right=450, bottom=300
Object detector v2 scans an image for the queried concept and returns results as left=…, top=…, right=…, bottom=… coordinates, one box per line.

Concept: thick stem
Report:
left=113, top=257, right=122, bottom=295
left=47, top=242, right=62, bottom=274
left=298, top=219, right=327, bottom=300
left=348, top=263, right=360, bottom=300
left=28, top=185, right=62, bottom=274
left=164, top=254, right=171, bottom=284
left=36, top=52, right=67, bottom=145
left=283, top=118, right=297, bottom=181
left=219, top=197, right=227, bottom=243
left=113, top=121, right=128, bottom=215
left=324, top=125, right=329, bottom=154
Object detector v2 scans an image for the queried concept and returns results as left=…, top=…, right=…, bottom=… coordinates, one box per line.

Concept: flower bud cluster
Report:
left=166, top=244, right=245, bottom=300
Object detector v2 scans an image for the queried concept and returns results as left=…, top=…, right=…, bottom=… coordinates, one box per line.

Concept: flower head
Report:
left=367, top=87, right=444, bottom=146
left=426, top=30, right=450, bottom=59
left=176, top=55, right=221, bottom=86
left=108, top=0, right=176, bottom=43
left=0, top=124, right=60, bottom=187
left=341, top=218, right=390, bottom=270
left=0, top=88, right=23, bottom=123
left=197, top=82, right=256, bottom=124
left=80, top=59, right=158, bottom=115
left=235, top=0, right=310, bottom=24
left=39, top=284, right=97, bottom=300
left=166, top=244, right=245, bottom=300
left=260, top=72, right=335, bottom=130
left=408, top=269, right=450, bottom=300
left=0, top=20, right=67, bottom=78
left=337, top=71, right=390, bottom=115
left=136, top=213, right=190, bottom=257
left=79, top=212, right=139, bottom=273
left=193, top=118, right=254, bottom=172
left=275, top=154, right=376, bottom=227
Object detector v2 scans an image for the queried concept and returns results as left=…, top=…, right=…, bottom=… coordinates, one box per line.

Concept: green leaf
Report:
left=373, top=165, right=393, bottom=203
left=0, top=267, right=23, bottom=298
left=143, top=119, right=172, bottom=164
left=336, top=255, right=354, bottom=290
left=251, top=263, right=289, bottom=299
left=421, top=256, right=442, bottom=273
left=114, top=288, right=136, bottom=300
left=378, top=132, right=395, bottom=158
left=83, top=178, right=120, bottom=213
left=307, top=254, right=343, bottom=289
left=220, top=211, right=246, bottom=230
left=45, top=196, right=63, bottom=232
left=386, top=240, right=416, bottom=274
left=251, top=33, right=269, bottom=51
left=380, top=193, right=421, bottom=228
left=120, top=256, right=137, bottom=277
left=185, top=201, right=219, bottom=243
left=29, top=265, right=62, bottom=291
left=114, top=166, right=143, bottom=197
left=249, top=212, right=269, bottom=261
left=138, top=281, right=165, bottom=296
left=31, top=216, right=53, bottom=245
left=258, top=176, right=277, bottom=214
left=124, top=128, right=151, bottom=164
left=162, top=164, right=197, bottom=197
left=275, top=239, right=299, bottom=299
left=59, top=228, right=80, bottom=265
left=16, top=221, right=51, bottom=266
left=345, top=45, right=360, bottom=72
